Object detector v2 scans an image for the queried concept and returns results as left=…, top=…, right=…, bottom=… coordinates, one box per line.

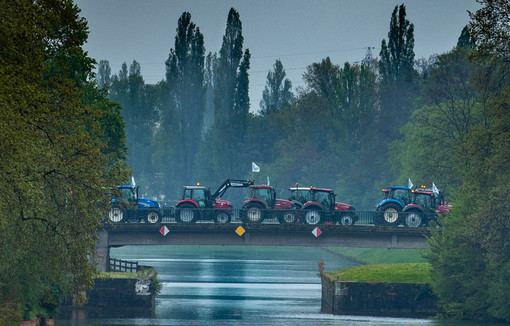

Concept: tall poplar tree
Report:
left=165, top=12, right=206, bottom=185
left=378, top=4, right=418, bottom=140
left=211, top=8, right=251, bottom=178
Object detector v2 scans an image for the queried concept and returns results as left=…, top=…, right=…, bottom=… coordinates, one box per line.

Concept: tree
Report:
left=426, top=1, right=510, bottom=321
left=0, top=0, right=128, bottom=322
left=378, top=4, right=418, bottom=141
left=109, top=61, right=157, bottom=195
left=97, top=59, right=112, bottom=89
left=260, top=59, right=293, bottom=115
left=469, top=0, right=510, bottom=60
left=210, top=8, right=251, bottom=178
left=165, top=12, right=206, bottom=185
left=390, top=46, right=483, bottom=189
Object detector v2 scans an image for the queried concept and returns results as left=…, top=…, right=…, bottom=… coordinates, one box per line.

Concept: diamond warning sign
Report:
left=159, top=226, right=169, bottom=236
left=312, top=227, right=322, bottom=238
left=235, top=226, right=246, bottom=236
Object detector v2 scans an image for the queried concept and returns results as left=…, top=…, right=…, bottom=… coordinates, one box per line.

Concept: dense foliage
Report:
left=2, top=0, right=507, bottom=322
left=425, top=0, right=510, bottom=321
left=97, top=2, right=509, bottom=321
left=0, top=0, right=129, bottom=323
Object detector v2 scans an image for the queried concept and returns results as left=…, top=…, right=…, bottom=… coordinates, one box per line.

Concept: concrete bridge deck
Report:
left=103, top=223, right=430, bottom=249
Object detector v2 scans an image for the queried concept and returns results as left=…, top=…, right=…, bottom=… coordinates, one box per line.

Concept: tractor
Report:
left=241, top=184, right=299, bottom=223
left=288, top=185, right=357, bottom=225
left=175, top=179, right=253, bottom=223
left=108, top=184, right=162, bottom=224
left=375, top=185, right=450, bottom=227
left=401, top=186, right=451, bottom=227
left=374, top=186, right=411, bottom=226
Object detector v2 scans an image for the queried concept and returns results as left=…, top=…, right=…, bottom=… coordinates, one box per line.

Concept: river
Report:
left=57, top=245, right=489, bottom=326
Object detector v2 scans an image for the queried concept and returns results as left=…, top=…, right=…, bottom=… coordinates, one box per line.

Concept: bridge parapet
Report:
left=102, top=223, right=431, bottom=249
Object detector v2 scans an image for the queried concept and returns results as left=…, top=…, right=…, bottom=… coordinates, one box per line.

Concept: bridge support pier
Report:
left=93, top=229, right=110, bottom=272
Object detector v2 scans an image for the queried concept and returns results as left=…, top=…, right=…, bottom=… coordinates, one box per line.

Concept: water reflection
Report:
left=56, top=246, right=494, bottom=326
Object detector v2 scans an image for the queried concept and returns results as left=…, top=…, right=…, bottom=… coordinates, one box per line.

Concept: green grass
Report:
left=98, top=271, right=137, bottom=279
left=326, top=262, right=432, bottom=283
left=326, top=247, right=427, bottom=264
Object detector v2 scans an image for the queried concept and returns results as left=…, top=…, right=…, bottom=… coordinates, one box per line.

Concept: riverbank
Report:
left=58, top=269, right=160, bottom=319
left=321, top=262, right=438, bottom=318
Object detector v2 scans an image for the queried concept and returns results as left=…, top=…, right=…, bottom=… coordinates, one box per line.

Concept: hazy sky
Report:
left=74, top=0, right=481, bottom=112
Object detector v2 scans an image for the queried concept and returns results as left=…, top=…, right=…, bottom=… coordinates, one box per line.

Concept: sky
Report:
left=74, top=0, right=481, bottom=112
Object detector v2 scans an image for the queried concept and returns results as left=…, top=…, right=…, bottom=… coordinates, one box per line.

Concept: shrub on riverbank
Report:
left=326, top=263, right=431, bottom=283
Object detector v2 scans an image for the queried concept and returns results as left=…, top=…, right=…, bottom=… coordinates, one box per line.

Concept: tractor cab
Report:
left=412, top=191, right=434, bottom=208
left=289, top=187, right=312, bottom=206
left=380, top=186, right=411, bottom=207
left=181, top=185, right=214, bottom=208
left=248, top=185, right=276, bottom=208
left=117, top=185, right=137, bottom=203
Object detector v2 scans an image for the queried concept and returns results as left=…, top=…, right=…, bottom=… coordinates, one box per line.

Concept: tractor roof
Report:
left=250, top=184, right=274, bottom=189
left=289, top=186, right=333, bottom=192
left=183, top=185, right=207, bottom=190
left=382, top=186, right=410, bottom=192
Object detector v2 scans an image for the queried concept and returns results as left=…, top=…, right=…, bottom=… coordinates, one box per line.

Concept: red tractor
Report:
left=402, top=186, right=451, bottom=227
left=175, top=179, right=253, bottom=223
left=289, top=185, right=357, bottom=225
left=241, top=184, right=299, bottom=223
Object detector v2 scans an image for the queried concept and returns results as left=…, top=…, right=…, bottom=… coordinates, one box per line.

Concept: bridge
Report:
left=94, top=221, right=432, bottom=272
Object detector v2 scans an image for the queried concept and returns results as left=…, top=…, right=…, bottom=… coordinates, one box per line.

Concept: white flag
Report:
left=408, top=178, right=414, bottom=188
left=432, top=183, right=440, bottom=194
left=252, top=162, right=260, bottom=173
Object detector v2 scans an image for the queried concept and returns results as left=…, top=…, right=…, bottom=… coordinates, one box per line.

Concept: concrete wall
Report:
left=321, top=276, right=438, bottom=318
left=58, top=278, right=155, bottom=319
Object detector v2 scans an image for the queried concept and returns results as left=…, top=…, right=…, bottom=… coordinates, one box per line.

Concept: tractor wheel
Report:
left=145, top=210, right=161, bottom=224
left=304, top=208, right=322, bottom=225
left=176, top=203, right=198, bottom=223
left=108, top=207, right=125, bottom=223
left=213, top=210, right=231, bottom=224
left=375, top=203, right=401, bottom=226
left=243, top=203, right=265, bottom=223
left=404, top=210, right=423, bottom=227
left=280, top=210, right=297, bottom=224
left=339, top=211, right=356, bottom=226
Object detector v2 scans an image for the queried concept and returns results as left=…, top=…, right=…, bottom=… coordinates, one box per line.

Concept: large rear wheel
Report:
left=404, top=211, right=423, bottom=227
left=176, top=203, right=198, bottom=223
left=304, top=208, right=322, bottom=225
left=243, top=203, right=265, bottom=223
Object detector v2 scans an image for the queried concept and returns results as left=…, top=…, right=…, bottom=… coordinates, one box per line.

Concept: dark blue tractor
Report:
left=108, top=185, right=162, bottom=224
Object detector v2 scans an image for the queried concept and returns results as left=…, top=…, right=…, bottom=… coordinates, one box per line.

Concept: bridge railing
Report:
left=155, top=208, right=437, bottom=227
left=109, top=257, right=138, bottom=273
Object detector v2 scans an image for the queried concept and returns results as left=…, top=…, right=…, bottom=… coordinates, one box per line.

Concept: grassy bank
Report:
left=326, top=247, right=427, bottom=264
left=326, top=262, right=432, bottom=283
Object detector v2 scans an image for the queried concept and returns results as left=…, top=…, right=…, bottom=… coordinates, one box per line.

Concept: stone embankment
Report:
left=58, top=277, right=156, bottom=319
left=321, top=275, right=438, bottom=318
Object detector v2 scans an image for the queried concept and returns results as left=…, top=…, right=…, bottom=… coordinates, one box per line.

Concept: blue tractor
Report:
left=108, top=184, right=162, bottom=224
left=374, top=186, right=411, bottom=226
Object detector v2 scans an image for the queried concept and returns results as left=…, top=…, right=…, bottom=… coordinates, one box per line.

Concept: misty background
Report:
left=75, top=1, right=482, bottom=209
